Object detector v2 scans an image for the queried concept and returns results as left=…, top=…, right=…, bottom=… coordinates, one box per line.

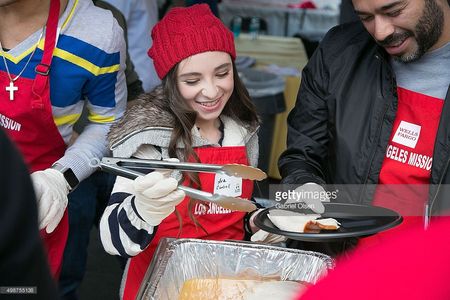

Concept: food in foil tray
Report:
left=141, top=239, right=333, bottom=299
left=268, top=209, right=340, bottom=233
left=178, top=277, right=307, bottom=300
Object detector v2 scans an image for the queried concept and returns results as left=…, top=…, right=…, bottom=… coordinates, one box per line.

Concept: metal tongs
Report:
left=98, top=157, right=264, bottom=212
left=101, top=157, right=267, bottom=181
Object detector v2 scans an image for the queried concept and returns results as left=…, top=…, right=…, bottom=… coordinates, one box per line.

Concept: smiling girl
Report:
left=99, top=4, right=260, bottom=299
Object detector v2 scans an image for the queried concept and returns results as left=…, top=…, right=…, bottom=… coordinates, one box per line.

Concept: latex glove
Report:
left=133, top=171, right=185, bottom=226
left=287, top=183, right=329, bottom=214
left=251, top=229, right=287, bottom=244
left=249, top=209, right=287, bottom=244
left=31, top=168, right=70, bottom=233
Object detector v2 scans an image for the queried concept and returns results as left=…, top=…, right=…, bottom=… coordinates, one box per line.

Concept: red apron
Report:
left=0, top=0, right=68, bottom=278
left=122, top=146, right=254, bottom=300
left=358, top=87, right=444, bottom=249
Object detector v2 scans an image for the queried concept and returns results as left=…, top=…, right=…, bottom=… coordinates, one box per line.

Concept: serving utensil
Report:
left=99, top=161, right=257, bottom=212
left=101, top=157, right=267, bottom=181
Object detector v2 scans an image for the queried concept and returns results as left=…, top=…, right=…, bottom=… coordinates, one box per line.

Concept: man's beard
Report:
left=378, top=0, right=444, bottom=63
left=0, top=1, right=18, bottom=7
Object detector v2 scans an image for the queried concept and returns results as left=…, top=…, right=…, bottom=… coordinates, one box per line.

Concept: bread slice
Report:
left=179, top=278, right=304, bottom=300
left=267, top=210, right=340, bottom=233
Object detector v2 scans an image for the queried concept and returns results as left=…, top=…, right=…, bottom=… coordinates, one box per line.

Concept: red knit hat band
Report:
left=148, top=4, right=236, bottom=79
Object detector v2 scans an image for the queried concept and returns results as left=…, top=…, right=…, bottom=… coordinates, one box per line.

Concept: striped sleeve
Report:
left=55, top=16, right=127, bottom=181
left=100, top=175, right=157, bottom=257
left=84, top=22, right=127, bottom=124
left=100, top=144, right=162, bottom=257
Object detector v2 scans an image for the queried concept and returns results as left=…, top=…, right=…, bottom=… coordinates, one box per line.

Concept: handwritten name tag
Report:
left=213, top=173, right=242, bottom=197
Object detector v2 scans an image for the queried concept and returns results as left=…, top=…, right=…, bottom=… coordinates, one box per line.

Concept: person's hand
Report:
left=251, top=229, right=287, bottom=244
left=287, top=183, right=329, bottom=214
left=249, top=209, right=287, bottom=244
left=31, top=168, right=70, bottom=233
left=133, top=171, right=185, bottom=226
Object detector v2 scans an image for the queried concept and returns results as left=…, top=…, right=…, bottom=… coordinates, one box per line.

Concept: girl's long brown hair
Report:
left=162, top=60, right=259, bottom=233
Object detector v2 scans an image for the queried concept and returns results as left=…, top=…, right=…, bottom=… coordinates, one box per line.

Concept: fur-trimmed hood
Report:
left=108, top=86, right=174, bottom=145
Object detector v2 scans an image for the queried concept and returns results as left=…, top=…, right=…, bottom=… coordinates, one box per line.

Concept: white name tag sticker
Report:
left=392, top=120, right=421, bottom=149
left=213, top=173, right=242, bottom=197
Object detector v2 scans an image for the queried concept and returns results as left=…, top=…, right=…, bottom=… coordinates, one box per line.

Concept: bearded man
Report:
left=278, top=0, right=450, bottom=255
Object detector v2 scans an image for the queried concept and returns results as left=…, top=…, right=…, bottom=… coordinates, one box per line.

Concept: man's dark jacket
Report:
left=0, top=129, right=58, bottom=299
left=279, top=21, right=450, bottom=219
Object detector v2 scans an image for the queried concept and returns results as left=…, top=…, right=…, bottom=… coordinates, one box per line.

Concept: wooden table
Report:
left=235, top=34, right=307, bottom=70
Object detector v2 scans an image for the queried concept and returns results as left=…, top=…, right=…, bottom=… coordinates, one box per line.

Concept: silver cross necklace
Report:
left=0, top=28, right=44, bottom=101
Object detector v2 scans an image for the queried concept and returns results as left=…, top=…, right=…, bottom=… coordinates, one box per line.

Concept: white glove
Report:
left=133, top=171, right=185, bottom=226
left=251, top=229, right=287, bottom=244
left=288, top=182, right=329, bottom=214
left=249, top=209, right=287, bottom=244
left=31, top=168, right=70, bottom=233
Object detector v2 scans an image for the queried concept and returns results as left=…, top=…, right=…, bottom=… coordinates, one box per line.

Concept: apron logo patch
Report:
left=392, top=120, right=421, bottom=149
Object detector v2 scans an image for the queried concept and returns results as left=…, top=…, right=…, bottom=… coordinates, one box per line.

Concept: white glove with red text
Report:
left=31, top=168, right=70, bottom=234
left=133, top=171, right=185, bottom=226
left=249, top=209, right=287, bottom=244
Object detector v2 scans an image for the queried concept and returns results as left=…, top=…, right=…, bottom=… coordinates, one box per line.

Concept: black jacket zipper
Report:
left=358, top=52, right=395, bottom=203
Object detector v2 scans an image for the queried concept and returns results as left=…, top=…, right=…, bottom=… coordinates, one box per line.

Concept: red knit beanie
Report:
left=148, top=4, right=236, bottom=79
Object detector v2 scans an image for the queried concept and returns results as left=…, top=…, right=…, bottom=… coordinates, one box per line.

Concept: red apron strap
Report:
left=31, top=0, right=60, bottom=109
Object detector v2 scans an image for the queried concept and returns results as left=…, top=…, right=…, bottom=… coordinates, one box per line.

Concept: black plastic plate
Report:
left=253, top=203, right=403, bottom=242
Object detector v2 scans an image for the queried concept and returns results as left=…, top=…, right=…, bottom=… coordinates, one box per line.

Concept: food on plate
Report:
left=300, top=218, right=341, bottom=233
left=268, top=209, right=340, bottom=233
left=178, top=278, right=306, bottom=300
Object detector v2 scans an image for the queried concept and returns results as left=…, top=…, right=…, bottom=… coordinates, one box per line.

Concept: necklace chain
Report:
left=0, top=27, right=45, bottom=83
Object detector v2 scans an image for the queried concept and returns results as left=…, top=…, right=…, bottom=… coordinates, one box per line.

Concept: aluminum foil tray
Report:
left=137, top=238, right=334, bottom=300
